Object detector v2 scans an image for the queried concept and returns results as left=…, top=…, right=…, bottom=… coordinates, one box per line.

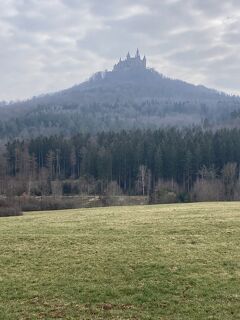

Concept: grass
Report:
left=0, top=202, right=239, bottom=320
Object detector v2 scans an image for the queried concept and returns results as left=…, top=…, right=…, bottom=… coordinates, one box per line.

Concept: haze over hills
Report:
left=1, top=50, right=240, bottom=138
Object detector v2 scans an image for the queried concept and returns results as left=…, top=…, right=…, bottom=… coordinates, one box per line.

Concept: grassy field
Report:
left=0, top=203, right=239, bottom=320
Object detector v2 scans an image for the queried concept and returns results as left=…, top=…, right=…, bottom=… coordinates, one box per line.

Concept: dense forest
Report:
left=1, top=128, right=240, bottom=208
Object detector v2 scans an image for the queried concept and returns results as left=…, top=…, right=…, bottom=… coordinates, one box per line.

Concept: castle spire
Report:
left=135, top=48, right=140, bottom=58
left=143, top=55, right=146, bottom=68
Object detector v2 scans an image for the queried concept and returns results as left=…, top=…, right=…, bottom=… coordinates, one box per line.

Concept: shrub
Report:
left=150, top=179, right=180, bottom=204
left=0, top=199, right=22, bottom=217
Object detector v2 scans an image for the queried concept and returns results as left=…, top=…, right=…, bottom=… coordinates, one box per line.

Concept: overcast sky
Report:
left=0, top=0, right=240, bottom=101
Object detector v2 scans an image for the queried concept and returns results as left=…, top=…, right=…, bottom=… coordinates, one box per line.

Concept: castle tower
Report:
left=126, top=52, right=130, bottom=60
left=142, top=55, right=146, bottom=68
left=135, top=48, right=140, bottom=59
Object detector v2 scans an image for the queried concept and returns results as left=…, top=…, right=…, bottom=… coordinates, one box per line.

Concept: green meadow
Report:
left=0, top=202, right=239, bottom=319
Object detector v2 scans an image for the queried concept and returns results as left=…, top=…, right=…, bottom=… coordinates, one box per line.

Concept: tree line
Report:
left=1, top=127, right=240, bottom=203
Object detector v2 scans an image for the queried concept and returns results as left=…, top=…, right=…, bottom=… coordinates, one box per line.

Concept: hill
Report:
left=1, top=50, right=240, bottom=138
left=0, top=202, right=239, bottom=319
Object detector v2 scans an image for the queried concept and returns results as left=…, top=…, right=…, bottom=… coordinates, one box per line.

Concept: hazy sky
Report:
left=0, top=0, right=240, bottom=101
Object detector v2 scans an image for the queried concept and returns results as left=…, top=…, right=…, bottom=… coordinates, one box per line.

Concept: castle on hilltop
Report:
left=113, top=49, right=146, bottom=72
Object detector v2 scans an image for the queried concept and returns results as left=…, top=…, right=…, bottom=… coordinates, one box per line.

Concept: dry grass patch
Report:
left=0, top=202, right=239, bottom=319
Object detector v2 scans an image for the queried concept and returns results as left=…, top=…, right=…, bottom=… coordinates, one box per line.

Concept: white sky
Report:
left=0, top=0, right=240, bottom=101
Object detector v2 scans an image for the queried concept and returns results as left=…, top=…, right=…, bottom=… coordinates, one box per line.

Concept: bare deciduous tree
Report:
left=136, top=165, right=151, bottom=196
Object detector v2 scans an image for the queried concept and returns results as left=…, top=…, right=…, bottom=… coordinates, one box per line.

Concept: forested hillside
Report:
left=1, top=52, right=240, bottom=139
left=1, top=53, right=240, bottom=211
